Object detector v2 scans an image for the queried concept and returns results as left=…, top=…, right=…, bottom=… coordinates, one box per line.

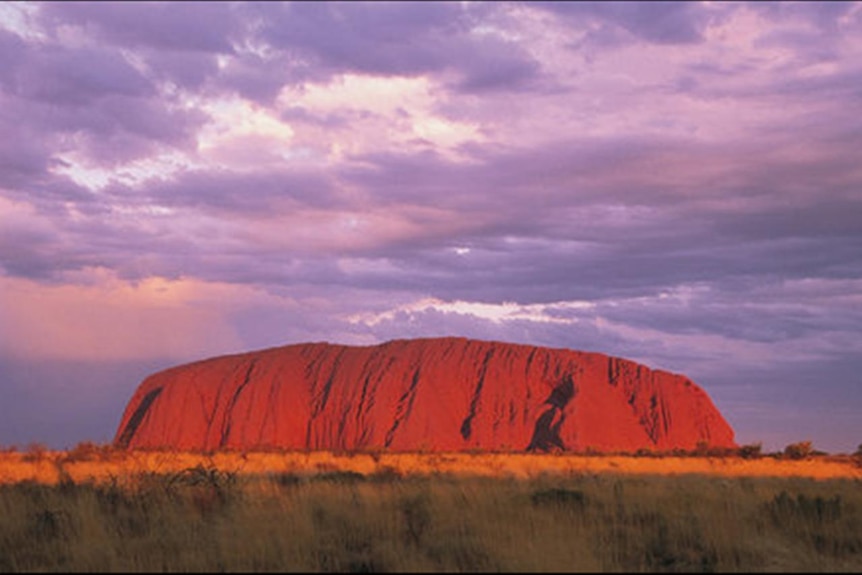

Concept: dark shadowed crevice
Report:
left=546, top=376, right=575, bottom=409
left=460, top=348, right=494, bottom=440
left=115, top=387, right=163, bottom=448
left=527, top=375, right=576, bottom=452
left=524, top=346, right=538, bottom=378
left=608, top=357, right=620, bottom=386
left=385, top=366, right=422, bottom=448
left=220, top=359, right=258, bottom=448
left=305, top=347, right=347, bottom=448
left=352, top=373, right=374, bottom=448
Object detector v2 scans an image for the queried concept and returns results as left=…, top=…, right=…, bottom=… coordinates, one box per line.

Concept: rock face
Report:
left=115, top=337, right=736, bottom=452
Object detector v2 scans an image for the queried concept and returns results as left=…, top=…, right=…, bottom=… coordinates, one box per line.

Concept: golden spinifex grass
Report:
left=3, top=447, right=862, bottom=485
left=1, top=465, right=861, bottom=572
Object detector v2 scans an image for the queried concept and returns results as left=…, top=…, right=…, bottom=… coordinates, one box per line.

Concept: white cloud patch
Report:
left=347, top=297, right=594, bottom=327
left=51, top=150, right=193, bottom=192
left=0, top=3, right=45, bottom=40
left=196, top=95, right=298, bottom=167
left=280, top=73, right=484, bottom=161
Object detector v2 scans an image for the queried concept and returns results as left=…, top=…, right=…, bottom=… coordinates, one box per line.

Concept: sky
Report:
left=1, top=2, right=860, bottom=453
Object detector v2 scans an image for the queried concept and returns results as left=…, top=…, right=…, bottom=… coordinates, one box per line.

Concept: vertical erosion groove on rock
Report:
left=114, top=337, right=737, bottom=453
left=220, top=359, right=258, bottom=448
left=460, top=347, right=494, bottom=441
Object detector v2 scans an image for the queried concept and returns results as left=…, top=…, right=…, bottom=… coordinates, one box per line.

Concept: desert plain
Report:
left=2, top=446, right=861, bottom=572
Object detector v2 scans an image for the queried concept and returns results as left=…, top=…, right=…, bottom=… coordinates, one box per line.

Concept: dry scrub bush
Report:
left=63, top=441, right=119, bottom=463
left=21, top=442, right=49, bottom=463
left=2, top=470, right=862, bottom=572
left=738, top=442, right=763, bottom=459
left=784, top=440, right=815, bottom=460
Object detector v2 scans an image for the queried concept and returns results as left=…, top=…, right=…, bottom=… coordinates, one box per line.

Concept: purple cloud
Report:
left=1, top=2, right=861, bottom=453
left=533, top=1, right=722, bottom=45
left=11, top=45, right=153, bottom=106
left=39, top=2, right=240, bottom=53
left=254, top=2, right=544, bottom=94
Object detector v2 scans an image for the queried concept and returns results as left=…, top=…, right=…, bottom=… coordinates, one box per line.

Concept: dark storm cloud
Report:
left=6, top=120, right=859, bottom=308
left=39, top=2, right=240, bottom=53
left=677, top=57, right=862, bottom=105
left=0, top=28, right=24, bottom=89
left=50, top=96, right=206, bottom=165
left=338, top=136, right=675, bottom=213
left=0, top=127, right=50, bottom=186
left=0, top=26, right=207, bottom=176
left=216, top=51, right=313, bottom=104
left=33, top=2, right=547, bottom=101
left=0, top=33, right=59, bottom=183
left=110, top=167, right=341, bottom=215
left=340, top=125, right=861, bottom=234
left=256, top=2, right=465, bottom=73
left=37, top=1, right=302, bottom=103
left=0, top=91, right=204, bottom=175
left=33, top=2, right=323, bottom=105
left=10, top=44, right=153, bottom=106
left=593, top=279, right=862, bottom=346
left=748, top=1, right=857, bottom=33
left=323, top=120, right=862, bottom=310
left=254, top=2, right=543, bottom=94
left=446, top=35, right=543, bottom=94
left=139, top=50, right=221, bottom=91
left=532, top=1, right=720, bottom=45
left=0, top=212, right=134, bottom=281
left=0, top=214, right=64, bottom=279
left=328, top=234, right=833, bottom=308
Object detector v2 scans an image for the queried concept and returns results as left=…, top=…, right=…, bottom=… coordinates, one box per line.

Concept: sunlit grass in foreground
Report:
left=0, top=447, right=861, bottom=572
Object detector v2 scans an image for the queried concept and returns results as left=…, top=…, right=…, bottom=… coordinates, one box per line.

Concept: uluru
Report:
left=115, top=337, right=736, bottom=453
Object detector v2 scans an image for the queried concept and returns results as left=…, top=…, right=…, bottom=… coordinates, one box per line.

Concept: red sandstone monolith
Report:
left=115, top=337, right=736, bottom=452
